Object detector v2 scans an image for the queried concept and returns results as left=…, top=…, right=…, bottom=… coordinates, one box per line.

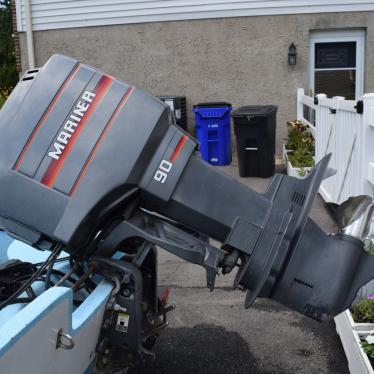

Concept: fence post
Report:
left=332, top=97, right=346, bottom=203
left=297, top=88, right=304, bottom=121
left=314, top=94, right=327, bottom=162
left=361, top=93, right=374, bottom=196
left=332, top=96, right=345, bottom=108
left=362, top=93, right=374, bottom=127
left=315, top=93, right=327, bottom=102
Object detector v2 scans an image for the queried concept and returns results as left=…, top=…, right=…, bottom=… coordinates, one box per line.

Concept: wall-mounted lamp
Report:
left=288, top=43, right=297, bottom=65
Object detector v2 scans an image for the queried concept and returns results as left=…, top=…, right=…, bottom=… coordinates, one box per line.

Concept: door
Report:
left=309, top=30, right=365, bottom=99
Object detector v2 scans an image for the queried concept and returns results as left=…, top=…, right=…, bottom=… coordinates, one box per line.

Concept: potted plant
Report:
left=336, top=298, right=374, bottom=332
left=283, top=120, right=315, bottom=178
left=335, top=299, right=374, bottom=373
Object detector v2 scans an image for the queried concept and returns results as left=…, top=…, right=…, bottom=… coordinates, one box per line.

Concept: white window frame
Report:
left=309, top=30, right=365, bottom=99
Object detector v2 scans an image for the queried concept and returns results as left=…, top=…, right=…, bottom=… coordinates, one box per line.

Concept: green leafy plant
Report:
left=285, top=120, right=315, bottom=153
left=286, top=121, right=302, bottom=151
left=351, top=299, right=374, bottom=323
left=288, top=148, right=315, bottom=177
left=0, top=0, right=18, bottom=102
left=0, top=87, right=12, bottom=109
left=285, top=120, right=315, bottom=176
left=362, top=340, right=374, bottom=359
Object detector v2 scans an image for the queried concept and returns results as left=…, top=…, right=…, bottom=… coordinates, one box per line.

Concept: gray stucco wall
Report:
left=19, top=11, right=374, bottom=155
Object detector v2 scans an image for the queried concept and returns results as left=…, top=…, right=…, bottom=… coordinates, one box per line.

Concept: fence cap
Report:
left=158, top=96, right=186, bottom=100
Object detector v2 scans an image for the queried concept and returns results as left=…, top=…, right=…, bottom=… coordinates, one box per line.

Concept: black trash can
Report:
left=231, top=105, right=278, bottom=178
left=159, top=96, right=187, bottom=131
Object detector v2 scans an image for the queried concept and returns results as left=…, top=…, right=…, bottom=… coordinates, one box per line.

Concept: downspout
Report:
left=23, top=0, right=35, bottom=69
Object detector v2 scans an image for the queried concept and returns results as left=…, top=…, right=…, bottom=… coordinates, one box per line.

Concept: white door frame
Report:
left=309, top=30, right=365, bottom=99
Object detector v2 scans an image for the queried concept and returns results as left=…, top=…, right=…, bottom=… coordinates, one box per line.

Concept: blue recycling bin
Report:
left=193, top=102, right=232, bottom=165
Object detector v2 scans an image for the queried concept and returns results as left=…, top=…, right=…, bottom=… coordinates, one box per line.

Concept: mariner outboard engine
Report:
left=1, top=54, right=374, bottom=372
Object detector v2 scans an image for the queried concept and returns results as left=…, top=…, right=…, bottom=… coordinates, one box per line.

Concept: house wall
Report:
left=19, top=11, right=374, bottom=155
left=14, top=1, right=374, bottom=31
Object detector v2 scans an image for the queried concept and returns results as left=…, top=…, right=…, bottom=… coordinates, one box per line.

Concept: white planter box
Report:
left=335, top=311, right=374, bottom=374
left=335, top=310, right=374, bottom=333
left=338, top=328, right=374, bottom=374
left=283, top=144, right=313, bottom=179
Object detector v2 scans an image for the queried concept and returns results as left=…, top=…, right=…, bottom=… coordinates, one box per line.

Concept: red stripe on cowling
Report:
left=69, top=86, right=135, bottom=196
left=170, top=135, right=189, bottom=163
left=14, top=63, right=81, bottom=171
left=41, top=75, right=113, bottom=188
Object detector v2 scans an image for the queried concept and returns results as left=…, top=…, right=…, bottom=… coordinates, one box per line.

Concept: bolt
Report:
left=123, top=274, right=131, bottom=284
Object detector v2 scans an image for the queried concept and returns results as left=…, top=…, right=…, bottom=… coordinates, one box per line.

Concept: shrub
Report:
left=285, top=120, right=315, bottom=175
left=288, top=147, right=314, bottom=167
left=351, top=298, right=374, bottom=323
left=0, top=87, right=12, bottom=108
left=0, top=0, right=18, bottom=94
left=286, top=120, right=315, bottom=153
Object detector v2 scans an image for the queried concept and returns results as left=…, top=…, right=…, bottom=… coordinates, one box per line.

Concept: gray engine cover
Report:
left=0, top=55, right=192, bottom=250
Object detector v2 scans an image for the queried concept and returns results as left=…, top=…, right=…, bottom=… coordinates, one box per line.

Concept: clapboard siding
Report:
left=15, top=0, right=374, bottom=31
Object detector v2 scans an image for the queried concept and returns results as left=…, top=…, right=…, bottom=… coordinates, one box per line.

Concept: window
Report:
left=309, top=30, right=365, bottom=100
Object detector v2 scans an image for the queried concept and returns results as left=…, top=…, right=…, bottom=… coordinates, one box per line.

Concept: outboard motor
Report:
left=1, top=54, right=374, bottom=372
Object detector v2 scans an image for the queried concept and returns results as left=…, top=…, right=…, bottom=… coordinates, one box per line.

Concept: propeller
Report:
left=335, top=195, right=374, bottom=240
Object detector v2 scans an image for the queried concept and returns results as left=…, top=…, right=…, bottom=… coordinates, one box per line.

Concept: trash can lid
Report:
left=193, top=102, right=232, bottom=109
left=231, top=105, right=278, bottom=117
left=159, top=96, right=186, bottom=100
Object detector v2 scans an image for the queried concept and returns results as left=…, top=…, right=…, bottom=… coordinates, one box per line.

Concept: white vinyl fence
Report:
left=296, top=88, right=374, bottom=204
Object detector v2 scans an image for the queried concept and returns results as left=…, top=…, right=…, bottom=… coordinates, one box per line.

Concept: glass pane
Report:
left=315, top=42, right=356, bottom=69
left=315, top=69, right=356, bottom=99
